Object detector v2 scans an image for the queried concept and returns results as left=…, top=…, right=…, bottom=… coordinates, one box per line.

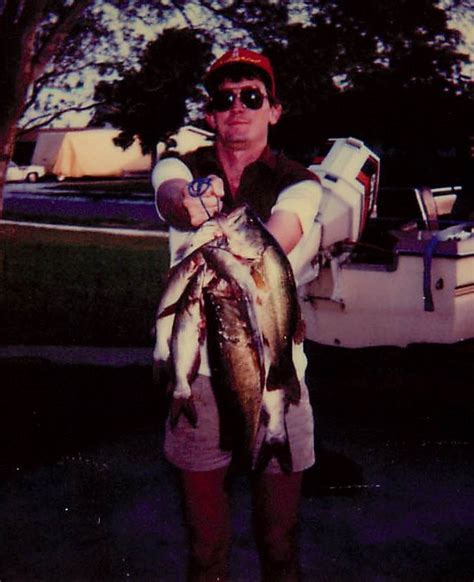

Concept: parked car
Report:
left=6, top=161, right=46, bottom=183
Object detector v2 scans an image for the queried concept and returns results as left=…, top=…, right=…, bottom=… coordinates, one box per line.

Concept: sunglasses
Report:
left=208, top=88, right=269, bottom=112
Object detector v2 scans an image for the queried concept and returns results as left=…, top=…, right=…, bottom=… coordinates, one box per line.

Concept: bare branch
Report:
left=32, top=0, right=95, bottom=79
left=22, top=78, right=50, bottom=113
left=18, top=101, right=100, bottom=134
left=169, top=0, right=195, bottom=29
left=21, top=59, right=113, bottom=116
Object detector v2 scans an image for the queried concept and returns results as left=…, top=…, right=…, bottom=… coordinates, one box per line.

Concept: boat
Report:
left=299, top=137, right=474, bottom=348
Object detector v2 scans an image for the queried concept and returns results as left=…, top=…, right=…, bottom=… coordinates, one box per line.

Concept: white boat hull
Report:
left=300, top=230, right=474, bottom=347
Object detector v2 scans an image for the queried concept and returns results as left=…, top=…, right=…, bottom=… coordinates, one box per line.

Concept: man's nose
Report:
left=230, top=94, right=245, bottom=111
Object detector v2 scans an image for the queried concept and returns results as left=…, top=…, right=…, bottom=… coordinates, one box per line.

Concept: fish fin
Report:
left=169, top=396, right=198, bottom=429
left=259, top=406, right=270, bottom=426
left=285, top=373, right=301, bottom=405
left=198, top=319, right=207, bottom=344
left=266, top=360, right=301, bottom=404
left=173, top=245, right=188, bottom=264
left=293, top=316, right=306, bottom=344
left=166, top=259, right=188, bottom=279
left=250, top=266, right=268, bottom=291
left=291, top=298, right=306, bottom=344
left=157, top=302, right=178, bottom=319
left=173, top=241, right=201, bottom=264
left=254, top=433, right=293, bottom=475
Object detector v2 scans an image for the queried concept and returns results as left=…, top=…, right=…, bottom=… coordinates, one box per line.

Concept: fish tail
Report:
left=266, top=360, right=301, bottom=404
left=254, top=431, right=293, bottom=475
left=169, top=395, right=198, bottom=429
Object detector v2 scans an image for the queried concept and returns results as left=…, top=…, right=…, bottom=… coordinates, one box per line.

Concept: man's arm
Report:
left=153, top=157, right=225, bottom=229
left=156, top=178, right=193, bottom=230
left=266, top=179, right=323, bottom=254
left=266, top=210, right=303, bottom=254
left=158, top=177, right=224, bottom=229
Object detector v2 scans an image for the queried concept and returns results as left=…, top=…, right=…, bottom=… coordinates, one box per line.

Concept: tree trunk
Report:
left=0, top=1, right=48, bottom=216
left=0, top=124, right=19, bottom=215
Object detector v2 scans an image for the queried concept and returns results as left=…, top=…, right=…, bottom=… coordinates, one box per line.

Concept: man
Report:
left=153, top=48, right=322, bottom=581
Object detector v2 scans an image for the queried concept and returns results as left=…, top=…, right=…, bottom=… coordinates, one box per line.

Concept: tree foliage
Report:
left=0, top=0, right=471, bottom=212
left=91, top=28, right=213, bottom=157
left=263, top=0, right=472, bottom=184
left=0, top=0, right=200, bottom=210
left=0, top=1, right=85, bottom=211
left=88, top=0, right=470, bottom=179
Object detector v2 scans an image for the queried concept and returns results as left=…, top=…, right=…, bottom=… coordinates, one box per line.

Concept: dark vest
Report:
left=179, top=146, right=320, bottom=222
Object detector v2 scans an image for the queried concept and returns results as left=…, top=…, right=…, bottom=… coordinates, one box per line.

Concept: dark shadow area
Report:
left=0, top=341, right=473, bottom=579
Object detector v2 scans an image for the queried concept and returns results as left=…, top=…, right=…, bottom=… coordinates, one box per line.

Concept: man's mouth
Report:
left=228, top=119, right=248, bottom=126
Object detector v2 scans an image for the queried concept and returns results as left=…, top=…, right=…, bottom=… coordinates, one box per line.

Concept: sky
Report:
left=20, top=3, right=473, bottom=131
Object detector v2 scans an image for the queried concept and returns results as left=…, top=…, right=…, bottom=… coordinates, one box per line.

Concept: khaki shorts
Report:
left=164, top=374, right=315, bottom=474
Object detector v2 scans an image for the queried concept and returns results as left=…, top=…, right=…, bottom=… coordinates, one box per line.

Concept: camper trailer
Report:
left=31, top=128, right=152, bottom=180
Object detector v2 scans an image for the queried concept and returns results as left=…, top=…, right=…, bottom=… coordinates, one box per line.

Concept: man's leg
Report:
left=179, top=467, right=232, bottom=582
left=252, top=471, right=303, bottom=582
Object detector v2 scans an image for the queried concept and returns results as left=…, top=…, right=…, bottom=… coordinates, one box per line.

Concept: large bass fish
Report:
left=153, top=205, right=304, bottom=473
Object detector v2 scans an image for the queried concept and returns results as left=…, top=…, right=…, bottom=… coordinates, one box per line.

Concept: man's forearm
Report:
left=156, top=179, right=193, bottom=230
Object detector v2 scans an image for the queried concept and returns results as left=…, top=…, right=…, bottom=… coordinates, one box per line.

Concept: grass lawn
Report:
left=0, top=226, right=170, bottom=347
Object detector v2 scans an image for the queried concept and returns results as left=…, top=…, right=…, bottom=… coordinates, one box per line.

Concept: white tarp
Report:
left=32, top=128, right=152, bottom=178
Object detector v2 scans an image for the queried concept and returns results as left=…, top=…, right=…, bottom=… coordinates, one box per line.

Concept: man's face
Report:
left=205, top=78, right=281, bottom=150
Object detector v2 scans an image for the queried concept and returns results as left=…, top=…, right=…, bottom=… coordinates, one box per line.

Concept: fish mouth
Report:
left=222, top=205, right=249, bottom=228
left=215, top=205, right=263, bottom=260
left=212, top=205, right=242, bottom=232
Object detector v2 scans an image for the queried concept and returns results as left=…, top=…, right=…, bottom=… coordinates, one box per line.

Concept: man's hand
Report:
left=156, top=175, right=225, bottom=230
left=183, top=175, right=225, bottom=227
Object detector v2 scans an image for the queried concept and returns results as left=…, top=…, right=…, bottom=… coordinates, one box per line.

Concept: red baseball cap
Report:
left=205, top=48, right=276, bottom=98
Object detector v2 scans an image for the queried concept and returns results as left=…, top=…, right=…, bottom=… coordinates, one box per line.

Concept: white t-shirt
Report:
left=153, top=156, right=323, bottom=378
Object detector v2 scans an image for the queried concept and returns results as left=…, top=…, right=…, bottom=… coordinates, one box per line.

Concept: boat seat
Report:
left=416, top=187, right=439, bottom=231
left=376, top=187, right=439, bottom=230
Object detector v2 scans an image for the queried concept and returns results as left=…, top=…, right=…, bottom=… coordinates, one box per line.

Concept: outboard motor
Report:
left=292, top=137, right=380, bottom=285
left=309, top=136, right=380, bottom=248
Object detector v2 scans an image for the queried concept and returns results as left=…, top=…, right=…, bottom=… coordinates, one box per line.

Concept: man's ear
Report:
left=205, top=112, right=216, bottom=130
left=269, top=103, right=282, bottom=126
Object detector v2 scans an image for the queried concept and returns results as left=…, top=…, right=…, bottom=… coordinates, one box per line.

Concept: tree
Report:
left=0, top=0, right=298, bottom=214
left=1, top=0, right=470, bottom=213
left=1, top=1, right=94, bottom=213
left=263, top=0, right=472, bottom=180
left=91, top=1, right=302, bottom=163
left=91, top=28, right=213, bottom=162
left=0, top=0, right=199, bottom=214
